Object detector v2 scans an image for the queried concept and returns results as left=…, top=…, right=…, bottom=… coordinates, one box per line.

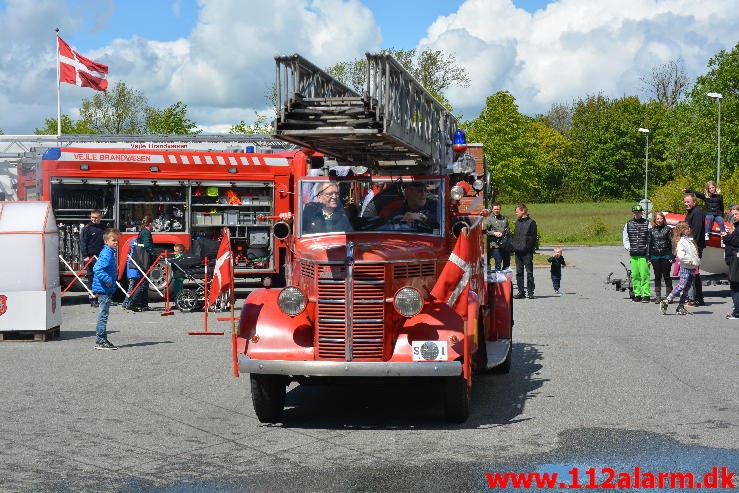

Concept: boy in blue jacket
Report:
left=92, top=228, right=120, bottom=350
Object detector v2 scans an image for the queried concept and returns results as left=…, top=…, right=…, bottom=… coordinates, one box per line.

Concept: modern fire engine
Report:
left=235, top=53, right=514, bottom=423
left=18, top=136, right=307, bottom=293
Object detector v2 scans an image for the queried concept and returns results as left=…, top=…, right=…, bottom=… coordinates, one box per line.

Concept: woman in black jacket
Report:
left=649, top=212, right=674, bottom=303
left=683, top=181, right=725, bottom=237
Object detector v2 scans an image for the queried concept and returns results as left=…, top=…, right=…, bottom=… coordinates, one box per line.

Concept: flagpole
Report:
left=55, top=28, right=61, bottom=136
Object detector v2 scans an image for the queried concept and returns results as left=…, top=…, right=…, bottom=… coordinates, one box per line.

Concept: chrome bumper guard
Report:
left=238, top=355, right=462, bottom=377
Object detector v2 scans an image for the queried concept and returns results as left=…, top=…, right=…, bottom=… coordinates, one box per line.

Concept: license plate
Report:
left=412, top=340, right=448, bottom=361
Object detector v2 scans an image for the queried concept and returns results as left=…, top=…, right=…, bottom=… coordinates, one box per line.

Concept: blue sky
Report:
left=64, top=0, right=554, bottom=51
left=0, top=0, right=736, bottom=134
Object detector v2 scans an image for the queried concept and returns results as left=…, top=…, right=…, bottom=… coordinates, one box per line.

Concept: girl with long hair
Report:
left=683, top=180, right=725, bottom=237
left=660, top=221, right=700, bottom=315
left=649, top=211, right=674, bottom=303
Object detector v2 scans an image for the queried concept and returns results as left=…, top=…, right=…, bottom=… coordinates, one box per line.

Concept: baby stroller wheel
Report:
left=176, top=289, right=199, bottom=312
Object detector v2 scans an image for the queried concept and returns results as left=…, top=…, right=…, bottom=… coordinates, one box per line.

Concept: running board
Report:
left=486, top=339, right=512, bottom=369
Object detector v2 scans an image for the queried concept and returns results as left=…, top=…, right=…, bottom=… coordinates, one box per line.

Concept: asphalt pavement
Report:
left=0, top=246, right=737, bottom=492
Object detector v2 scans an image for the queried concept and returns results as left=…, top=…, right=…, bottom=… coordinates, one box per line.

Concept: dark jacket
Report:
left=687, top=189, right=724, bottom=216
left=623, top=218, right=650, bottom=256
left=724, top=228, right=739, bottom=282
left=547, top=255, right=566, bottom=276
left=485, top=214, right=510, bottom=248
left=138, top=227, right=156, bottom=256
left=511, top=216, right=537, bottom=253
left=92, top=244, right=117, bottom=294
left=302, top=203, right=353, bottom=234
left=685, top=206, right=706, bottom=249
left=649, top=224, right=674, bottom=258
left=79, top=221, right=106, bottom=258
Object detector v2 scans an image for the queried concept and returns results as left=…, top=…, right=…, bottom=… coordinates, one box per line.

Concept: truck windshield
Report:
left=298, top=179, right=444, bottom=237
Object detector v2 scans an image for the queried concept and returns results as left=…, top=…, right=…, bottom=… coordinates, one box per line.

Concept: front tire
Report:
left=444, top=376, right=470, bottom=423
left=250, top=374, right=287, bottom=423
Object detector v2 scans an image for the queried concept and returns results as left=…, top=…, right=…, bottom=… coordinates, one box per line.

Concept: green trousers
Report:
left=630, top=256, right=650, bottom=297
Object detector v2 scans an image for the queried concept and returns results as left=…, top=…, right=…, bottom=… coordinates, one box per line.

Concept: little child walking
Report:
left=547, top=247, right=566, bottom=295
left=92, top=228, right=120, bottom=349
left=660, top=221, right=700, bottom=315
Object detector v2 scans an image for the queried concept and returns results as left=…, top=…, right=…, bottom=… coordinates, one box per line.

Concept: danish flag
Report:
left=430, top=221, right=482, bottom=318
left=209, top=228, right=233, bottom=305
left=58, top=35, right=108, bottom=91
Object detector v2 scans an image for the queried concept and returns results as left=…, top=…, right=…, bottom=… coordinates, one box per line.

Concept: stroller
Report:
left=169, top=254, right=230, bottom=312
left=604, top=261, right=634, bottom=299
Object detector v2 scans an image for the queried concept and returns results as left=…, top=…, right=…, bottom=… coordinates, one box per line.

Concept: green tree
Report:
left=229, top=113, right=272, bottom=134
left=326, top=48, right=470, bottom=108
left=466, top=91, right=541, bottom=201
left=685, top=42, right=738, bottom=181
left=34, top=115, right=95, bottom=135
left=79, top=81, right=148, bottom=134
left=145, top=101, right=201, bottom=134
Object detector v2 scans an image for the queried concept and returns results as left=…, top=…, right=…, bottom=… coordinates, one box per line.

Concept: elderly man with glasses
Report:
left=280, top=182, right=353, bottom=234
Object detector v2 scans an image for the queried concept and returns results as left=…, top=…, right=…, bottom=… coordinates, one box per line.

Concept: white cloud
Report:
left=421, top=0, right=739, bottom=119
left=0, top=0, right=381, bottom=133
left=0, top=0, right=736, bottom=134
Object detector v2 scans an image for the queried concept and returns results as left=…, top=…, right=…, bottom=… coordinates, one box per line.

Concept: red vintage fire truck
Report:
left=234, top=53, right=513, bottom=423
left=21, top=141, right=317, bottom=293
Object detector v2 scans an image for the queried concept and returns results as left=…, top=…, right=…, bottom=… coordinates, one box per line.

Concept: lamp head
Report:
left=638, top=128, right=649, bottom=133
left=706, top=92, right=723, bottom=99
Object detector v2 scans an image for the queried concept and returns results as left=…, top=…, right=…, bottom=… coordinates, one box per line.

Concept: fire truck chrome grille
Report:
left=316, top=264, right=385, bottom=360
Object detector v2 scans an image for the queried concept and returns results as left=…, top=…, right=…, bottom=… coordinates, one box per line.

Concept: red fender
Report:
left=393, top=300, right=469, bottom=362
left=489, top=277, right=513, bottom=340
left=238, top=289, right=315, bottom=361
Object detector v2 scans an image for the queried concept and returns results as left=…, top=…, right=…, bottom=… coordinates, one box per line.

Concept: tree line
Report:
left=32, top=44, right=737, bottom=210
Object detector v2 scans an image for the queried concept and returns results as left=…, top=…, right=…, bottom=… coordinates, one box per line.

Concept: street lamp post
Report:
left=638, top=128, right=649, bottom=201
left=706, top=92, right=722, bottom=185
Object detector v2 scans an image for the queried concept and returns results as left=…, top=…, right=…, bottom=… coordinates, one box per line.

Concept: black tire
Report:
left=175, top=289, right=199, bottom=312
left=147, top=259, right=173, bottom=298
left=443, top=375, right=470, bottom=423
left=250, top=374, right=287, bottom=423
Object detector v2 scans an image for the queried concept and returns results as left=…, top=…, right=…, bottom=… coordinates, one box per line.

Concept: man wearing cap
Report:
left=622, top=204, right=651, bottom=302
left=387, top=181, right=439, bottom=231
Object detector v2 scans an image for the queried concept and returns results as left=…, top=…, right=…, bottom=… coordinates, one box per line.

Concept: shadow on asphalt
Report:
left=274, top=342, right=544, bottom=430
left=117, top=340, right=175, bottom=348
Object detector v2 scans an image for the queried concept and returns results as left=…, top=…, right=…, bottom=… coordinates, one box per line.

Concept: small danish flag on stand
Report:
left=57, top=35, right=108, bottom=91
left=209, top=228, right=233, bottom=306
left=430, top=221, right=482, bottom=318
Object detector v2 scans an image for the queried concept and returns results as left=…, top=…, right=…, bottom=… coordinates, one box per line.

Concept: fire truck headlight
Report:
left=394, top=287, right=423, bottom=317
left=278, top=286, right=307, bottom=316
left=450, top=185, right=465, bottom=202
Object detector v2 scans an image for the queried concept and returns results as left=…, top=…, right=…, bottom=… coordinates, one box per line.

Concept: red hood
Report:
left=295, top=234, right=446, bottom=263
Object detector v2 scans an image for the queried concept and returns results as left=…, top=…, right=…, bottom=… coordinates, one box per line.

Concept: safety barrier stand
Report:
left=58, top=256, right=95, bottom=296
left=189, top=257, right=223, bottom=336
left=160, top=251, right=174, bottom=316
left=127, top=252, right=165, bottom=299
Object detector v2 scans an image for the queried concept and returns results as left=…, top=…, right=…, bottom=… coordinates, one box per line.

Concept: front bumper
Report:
left=238, top=355, right=462, bottom=377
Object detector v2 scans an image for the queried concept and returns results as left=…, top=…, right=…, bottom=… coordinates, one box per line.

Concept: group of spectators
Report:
left=623, top=181, right=739, bottom=319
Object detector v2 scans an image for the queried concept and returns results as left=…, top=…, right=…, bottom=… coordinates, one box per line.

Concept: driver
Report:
left=386, top=181, right=439, bottom=229
left=279, top=182, right=352, bottom=234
